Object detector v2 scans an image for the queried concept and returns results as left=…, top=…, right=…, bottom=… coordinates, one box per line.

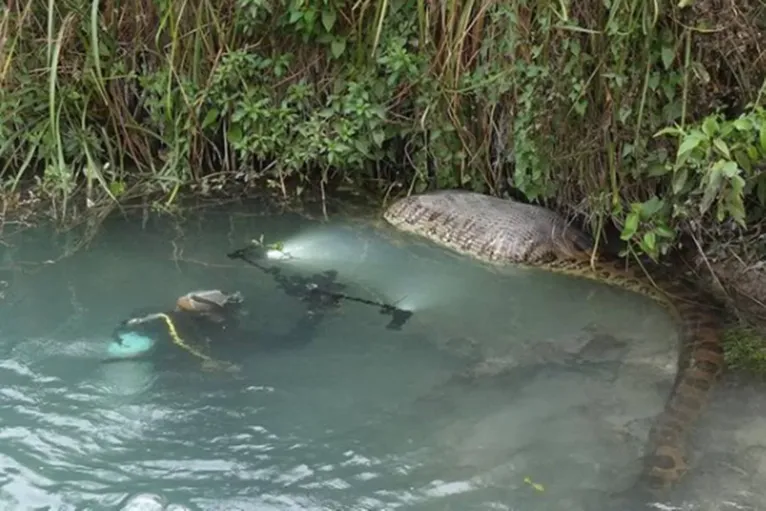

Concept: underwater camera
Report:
left=228, top=239, right=414, bottom=331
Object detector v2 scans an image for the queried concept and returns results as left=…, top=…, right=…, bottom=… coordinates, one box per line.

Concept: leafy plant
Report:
left=619, top=106, right=766, bottom=259
left=0, top=0, right=763, bottom=263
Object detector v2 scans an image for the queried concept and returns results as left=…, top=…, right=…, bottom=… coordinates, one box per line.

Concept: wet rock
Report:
left=431, top=324, right=643, bottom=395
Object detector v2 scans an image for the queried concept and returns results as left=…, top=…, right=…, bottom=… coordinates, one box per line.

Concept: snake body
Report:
left=382, top=190, right=724, bottom=497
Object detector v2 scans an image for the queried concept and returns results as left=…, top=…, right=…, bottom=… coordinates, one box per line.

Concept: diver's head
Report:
left=175, top=289, right=244, bottom=317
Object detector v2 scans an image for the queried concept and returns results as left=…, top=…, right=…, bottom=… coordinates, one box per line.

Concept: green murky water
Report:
left=0, top=200, right=763, bottom=510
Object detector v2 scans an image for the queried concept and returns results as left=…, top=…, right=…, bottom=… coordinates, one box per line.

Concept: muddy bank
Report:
left=692, top=255, right=766, bottom=333
left=685, top=246, right=766, bottom=375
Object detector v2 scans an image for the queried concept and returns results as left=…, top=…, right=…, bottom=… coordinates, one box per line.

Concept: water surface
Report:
left=0, top=200, right=763, bottom=510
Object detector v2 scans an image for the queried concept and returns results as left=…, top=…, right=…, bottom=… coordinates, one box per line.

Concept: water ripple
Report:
left=5, top=211, right=762, bottom=511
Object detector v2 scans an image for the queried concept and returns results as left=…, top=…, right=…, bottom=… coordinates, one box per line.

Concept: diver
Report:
left=104, top=243, right=415, bottom=371
left=105, top=288, right=325, bottom=371
left=175, top=289, right=244, bottom=320
left=173, top=288, right=329, bottom=350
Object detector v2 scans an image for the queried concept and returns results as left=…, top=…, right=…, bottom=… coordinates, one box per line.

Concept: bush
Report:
left=0, top=0, right=764, bottom=260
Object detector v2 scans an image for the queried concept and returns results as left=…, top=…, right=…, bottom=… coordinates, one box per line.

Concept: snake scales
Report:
left=382, top=189, right=725, bottom=498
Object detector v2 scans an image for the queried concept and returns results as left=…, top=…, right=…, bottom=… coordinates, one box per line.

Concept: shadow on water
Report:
left=0, top=198, right=764, bottom=510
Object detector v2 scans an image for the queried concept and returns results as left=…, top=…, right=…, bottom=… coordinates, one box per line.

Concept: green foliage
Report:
left=723, top=325, right=766, bottom=377
left=0, top=0, right=764, bottom=257
left=619, top=196, right=676, bottom=261
left=619, top=106, right=766, bottom=259
left=657, top=107, right=766, bottom=226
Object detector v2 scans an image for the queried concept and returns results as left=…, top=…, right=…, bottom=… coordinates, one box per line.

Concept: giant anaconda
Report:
left=382, top=189, right=725, bottom=497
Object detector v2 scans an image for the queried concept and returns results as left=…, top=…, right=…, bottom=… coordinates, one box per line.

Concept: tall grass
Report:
left=0, top=0, right=764, bottom=258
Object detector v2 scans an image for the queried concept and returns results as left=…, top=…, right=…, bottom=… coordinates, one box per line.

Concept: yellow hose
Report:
left=126, top=312, right=238, bottom=372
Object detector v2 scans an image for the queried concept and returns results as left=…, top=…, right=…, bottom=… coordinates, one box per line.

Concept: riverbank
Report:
left=3, top=0, right=765, bottom=244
